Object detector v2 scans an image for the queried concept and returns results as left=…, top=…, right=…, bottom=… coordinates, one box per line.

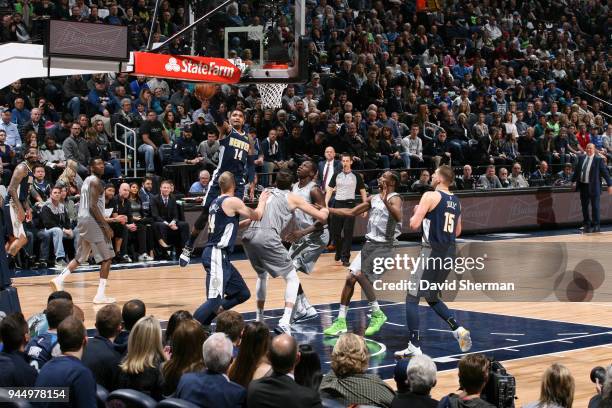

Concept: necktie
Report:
left=163, top=197, right=168, bottom=206
left=322, top=163, right=330, bottom=188
left=581, top=156, right=591, bottom=183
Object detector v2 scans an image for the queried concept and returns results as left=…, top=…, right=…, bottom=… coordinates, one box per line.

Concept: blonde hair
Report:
left=330, top=333, right=368, bottom=377
left=120, top=315, right=165, bottom=375
left=538, top=363, right=574, bottom=408
left=57, top=160, right=78, bottom=185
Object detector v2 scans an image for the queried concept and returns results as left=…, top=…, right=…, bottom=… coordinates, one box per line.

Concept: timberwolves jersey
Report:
left=12, top=163, right=33, bottom=204
left=366, top=193, right=402, bottom=243
left=246, top=188, right=293, bottom=235
left=206, top=196, right=239, bottom=253
left=78, top=175, right=105, bottom=218
left=291, top=181, right=316, bottom=229
left=211, top=128, right=249, bottom=188
left=422, top=191, right=460, bottom=248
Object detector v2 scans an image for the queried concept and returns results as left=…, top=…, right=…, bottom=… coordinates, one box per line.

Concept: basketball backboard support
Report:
left=224, top=0, right=308, bottom=84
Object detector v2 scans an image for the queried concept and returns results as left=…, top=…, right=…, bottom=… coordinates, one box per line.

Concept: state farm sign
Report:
left=132, top=52, right=241, bottom=84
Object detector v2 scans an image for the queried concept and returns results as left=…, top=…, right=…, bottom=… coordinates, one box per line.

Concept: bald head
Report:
left=270, top=334, right=299, bottom=374
left=119, top=183, right=130, bottom=199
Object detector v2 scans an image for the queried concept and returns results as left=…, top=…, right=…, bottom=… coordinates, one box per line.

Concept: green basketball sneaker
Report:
left=364, top=310, right=387, bottom=336
left=323, top=317, right=347, bottom=336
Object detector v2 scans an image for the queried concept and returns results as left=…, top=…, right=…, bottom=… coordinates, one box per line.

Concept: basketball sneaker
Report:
left=274, top=322, right=292, bottom=335
left=292, top=306, right=318, bottom=324
left=324, top=317, right=347, bottom=336
left=49, top=276, right=64, bottom=292
left=93, top=295, right=116, bottom=304
left=453, top=326, right=472, bottom=352
left=394, top=342, right=423, bottom=359
left=179, top=246, right=193, bottom=267
left=364, top=310, right=387, bottom=336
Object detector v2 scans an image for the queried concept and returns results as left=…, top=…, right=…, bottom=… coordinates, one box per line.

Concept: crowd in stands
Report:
left=0, top=293, right=609, bottom=407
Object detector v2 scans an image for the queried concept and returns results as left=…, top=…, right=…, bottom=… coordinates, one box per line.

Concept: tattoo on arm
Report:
left=7, top=164, right=26, bottom=212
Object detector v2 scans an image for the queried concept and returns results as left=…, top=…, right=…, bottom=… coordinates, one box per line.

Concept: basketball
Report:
left=194, top=83, right=216, bottom=101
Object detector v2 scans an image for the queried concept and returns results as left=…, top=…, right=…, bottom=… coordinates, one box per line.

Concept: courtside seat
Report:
left=107, top=389, right=157, bottom=408
left=96, top=384, right=109, bottom=408
left=157, top=397, right=201, bottom=408
left=0, top=388, right=33, bottom=408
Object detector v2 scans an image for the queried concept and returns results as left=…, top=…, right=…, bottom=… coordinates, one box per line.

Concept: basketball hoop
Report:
left=256, top=82, right=288, bottom=109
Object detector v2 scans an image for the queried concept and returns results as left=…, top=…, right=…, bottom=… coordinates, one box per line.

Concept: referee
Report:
left=325, top=153, right=367, bottom=266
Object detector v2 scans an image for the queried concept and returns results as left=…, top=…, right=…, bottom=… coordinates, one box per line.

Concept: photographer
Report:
left=438, top=354, right=495, bottom=408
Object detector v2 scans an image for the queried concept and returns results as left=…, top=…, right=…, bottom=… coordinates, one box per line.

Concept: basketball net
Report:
left=256, top=83, right=288, bottom=109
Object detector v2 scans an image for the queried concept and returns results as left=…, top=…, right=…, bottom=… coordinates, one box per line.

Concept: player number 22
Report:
left=443, top=212, right=455, bottom=233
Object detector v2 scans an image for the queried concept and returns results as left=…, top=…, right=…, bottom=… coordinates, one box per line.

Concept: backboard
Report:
left=224, top=0, right=308, bottom=84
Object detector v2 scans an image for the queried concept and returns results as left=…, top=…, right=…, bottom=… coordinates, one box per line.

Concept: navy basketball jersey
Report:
left=25, top=332, right=60, bottom=372
left=422, top=191, right=461, bottom=248
left=206, top=196, right=239, bottom=252
left=14, top=163, right=33, bottom=204
left=211, top=128, right=249, bottom=188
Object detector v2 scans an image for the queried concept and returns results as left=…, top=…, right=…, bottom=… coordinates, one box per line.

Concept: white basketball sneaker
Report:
left=453, top=326, right=472, bottom=352
left=93, top=295, right=116, bottom=304
left=394, top=342, right=423, bottom=358
left=49, top=277, right=64, bottom=292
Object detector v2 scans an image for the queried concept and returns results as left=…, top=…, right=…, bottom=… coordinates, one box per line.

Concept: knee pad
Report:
left=256, top=273, right=268, bottom=301
left=284, top=269, right=300, bottom=304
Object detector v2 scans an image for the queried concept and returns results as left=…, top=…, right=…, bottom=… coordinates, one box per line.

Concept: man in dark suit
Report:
left=150, top=179, right=189, bottom=256
left=82, top=304, right=122, bottom=390
left=572, top=143, right=612, bottom=233
left=175, top=332, right=246, bottom=408
left=318, top=146, right=341, bottom=191
left=247, top=334, right=322, bottom=408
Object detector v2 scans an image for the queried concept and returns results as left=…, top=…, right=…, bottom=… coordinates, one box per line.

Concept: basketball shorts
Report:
left=75, top=216, right=115, bottom=264
left=289, top=228, right=329, bottom=274
left=349, top=241, right=396, bottom=283
left=9, top=203, right=26, bottom=238
left=201, top=246, right=247, bottom=299
left=407, top=245, right=456, bottom=299
left=242, top=228, right=294, bottom=278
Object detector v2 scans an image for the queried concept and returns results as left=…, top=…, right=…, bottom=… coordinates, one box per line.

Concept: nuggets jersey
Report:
left=206, top=196, right=239, bottom=253
left=78, top=175, right=105, bottom=218
left=291, top=181, right=317, bottom=229
left=422, top=191, right=460, bottom=248
left=211, top=128, right=249, bottom=188
left=13, top=163, right=33, bottom=204
left=365, top=193, right=402, bottom=243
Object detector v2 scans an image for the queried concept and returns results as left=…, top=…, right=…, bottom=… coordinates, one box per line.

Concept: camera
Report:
left=482, top=359, right=517, bottom=408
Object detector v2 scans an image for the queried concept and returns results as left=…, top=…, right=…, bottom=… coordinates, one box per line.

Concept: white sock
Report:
left=58, top=267, right=71, bottom=281
left=370, top=300, right=380, bottom=312
left=96, top=279, right=107, bottom=298
left=256, top=308, right=264, bottom=320
left=280, top=307, right=292, bottom=325
left=339, top=304, right=348, bottom=319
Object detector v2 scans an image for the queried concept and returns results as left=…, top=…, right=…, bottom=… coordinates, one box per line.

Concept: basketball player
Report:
left=242, top=170, right=329, bottom=335
left=193, top=171, right=270, bottom=327
left=395, top=165, right=471, bottom=358
left=50, top=158, right=116, bottom=304
left=6, top=146, right=38, bottom=269
left=286, top=161, right=329, bottom=323
left=180, top=109, right=250, bottom=267
left=324, top=171, right=402, bottom=337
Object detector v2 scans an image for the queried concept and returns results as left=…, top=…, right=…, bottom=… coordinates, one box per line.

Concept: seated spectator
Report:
left=151, top=180, right=189, bottom=257
left=117, top=182, right=151, bottom=262
left=138, top=176, right=155, bottom=218
left=34, top=316, right=97, bottom=407
left=455, top=165, right=475, bottom=190
left=117, top=315, right=166, bottom=401
left=320, top=333, right=394, bottom=407
left=189, top=169, right=210, bottom=194
left=114, top=299, right=146, bottom=353
left=161, top=318, right=207, bottom=396
left=173, top=126, right=201, bottom=164
left=62, top=122, right=90, bottom=178
left=294, top=344, right=322, bottom=391
left=26, top=298, right=74, bottom=371
left=27, top=291, right=73, bottom=337
left=210, top=310, right=242, bottom=346
left=0, top=313, right=37, bottom=386
left=391, top=354, right=438, bottom=408
left=524, top=363, right=574, bottom=408
left=40, top=136, right=66, bottom=181
left=555, top=163, right=574, bottom=186
left=81, top=304, right=122, bottom=391
left=163, top=310, right=194, bottom=355
left=104, top=183, right=130, bottom=263
left=30, top=164, right=51, bottom=209
left=248, top=334, right=321, bottom=408
left=228, top=322, right=272, bottom=388
left=379, top=126, right=404, bottom=169
left=37, top=185, right=74, bottom=269
left=91, top=120, right=122, bottom=178
left=138, top=111, right=171, bottom=176
left=438, top=354, right=495, bottom=408
left=127, top=182, right=154, bottom=261
left=176, top=333, right=246, bottom=407
left=412, top=170, right=433, bottom=193
left=401, top=124, right=424, bottom=168
left=198, top=127, right=220, bottom=173
left=531, top=161, right=552, bottom=186
left=477, top=165, right=503, bottom=189
left=0, top=110, right=21, bottom=149
left=508, top=163, right=530, bottom=188
left=22, top=107, right=46, bottom=145
left=498, top=167, right=510, bottom=188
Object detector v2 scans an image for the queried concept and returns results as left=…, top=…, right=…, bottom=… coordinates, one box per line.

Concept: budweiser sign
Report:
left=132, top=52, right=241, bottom=84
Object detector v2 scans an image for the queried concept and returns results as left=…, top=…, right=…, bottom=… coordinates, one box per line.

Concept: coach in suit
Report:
left=318, top=146, right=341, bottom=190
left=150, top=180, right=189, bottom=254
left=175, top=333, right=246, bottom=408
left=572, top=143, right=612, bottom=233
left=248, top=334, right=322, bottom=408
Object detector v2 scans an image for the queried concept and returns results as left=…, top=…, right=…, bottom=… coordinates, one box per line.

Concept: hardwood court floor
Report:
left=13, top=231, right=612, bottom=407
